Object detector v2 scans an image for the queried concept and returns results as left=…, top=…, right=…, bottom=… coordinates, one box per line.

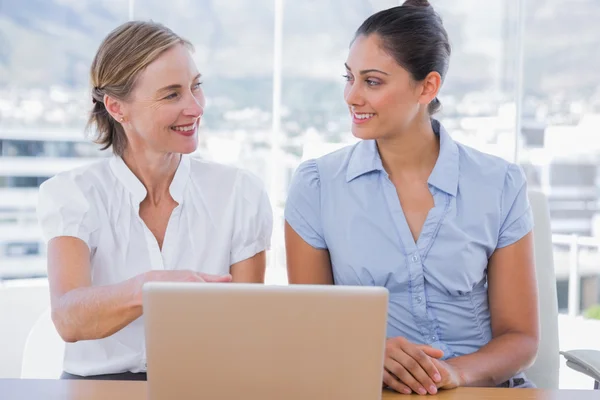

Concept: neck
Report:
left=121, top=148, right=181, bottom=206
left=376, top=117, right=439, bottom=180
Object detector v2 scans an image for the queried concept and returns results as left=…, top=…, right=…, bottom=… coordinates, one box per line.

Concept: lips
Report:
left=170, top=121, right=197, bottom=136
left=352, top=112, right=375, bottom=124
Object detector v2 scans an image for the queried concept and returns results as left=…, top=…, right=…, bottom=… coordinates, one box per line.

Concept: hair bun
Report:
left=402, top=0, right=431, bottom=7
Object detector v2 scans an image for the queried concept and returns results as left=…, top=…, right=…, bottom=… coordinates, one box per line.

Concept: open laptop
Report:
left=143, top=282, right=388, bottom=400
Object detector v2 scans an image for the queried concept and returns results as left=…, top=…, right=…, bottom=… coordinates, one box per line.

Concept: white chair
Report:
left=526, top=190, right=600, bottom=389
left=0, top=281, right=51, bottom=378
left=20, top=308, right=65, bottom=379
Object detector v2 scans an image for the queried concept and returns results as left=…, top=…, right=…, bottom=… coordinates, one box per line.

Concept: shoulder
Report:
left=188, top=156, right=240, bottom=182
left=37, top=159, right=110, bottom=243
left=292, top=142, right=360, bottom=187
left=455, top=142, right=524, bottom=193
left=39, top=158, right=112, bottom=201
left=188, top=156, right=267, bottom=199
left=315, top=142, right=357, bottom=166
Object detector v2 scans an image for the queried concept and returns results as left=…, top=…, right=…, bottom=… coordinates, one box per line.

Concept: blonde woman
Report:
left=37, top=21, right=273, bottom=380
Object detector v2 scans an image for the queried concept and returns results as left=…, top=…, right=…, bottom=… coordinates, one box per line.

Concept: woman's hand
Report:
left=145, top=270, right=232, bottom=283
left=134, top=270, right=232, bottom=302
left=383, top=336, right=444, bottom=395
left=430, top=358, right=463, bottom=390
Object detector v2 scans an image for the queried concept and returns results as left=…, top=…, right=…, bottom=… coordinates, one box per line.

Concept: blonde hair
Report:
left=88, top=21, right=193, bottom=156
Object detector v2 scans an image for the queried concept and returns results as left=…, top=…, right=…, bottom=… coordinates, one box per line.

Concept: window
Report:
left=0, top=1, right=130, bottom=281
left=4, top=242, right=40, bottom=258
left=518, top=0, right=600, bottom=318
left=135, top=0, right=275, bottom=177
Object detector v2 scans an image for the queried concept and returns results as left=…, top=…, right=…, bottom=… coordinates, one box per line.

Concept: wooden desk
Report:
left=2, top=379, right=599, bottom=399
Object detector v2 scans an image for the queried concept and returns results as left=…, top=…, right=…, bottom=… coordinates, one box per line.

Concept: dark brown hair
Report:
left=355, top=0, right=451, bottom=114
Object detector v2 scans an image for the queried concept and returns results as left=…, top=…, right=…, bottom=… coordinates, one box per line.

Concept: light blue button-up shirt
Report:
left=285, top=119, right=534, bottom=385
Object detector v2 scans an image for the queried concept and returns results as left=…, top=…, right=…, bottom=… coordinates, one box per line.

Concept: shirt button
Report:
left=431, top=336, right=437, bottom=342
left=411, top=254, right=419, bottom=263
left=416, top=296, right=422, bottom=303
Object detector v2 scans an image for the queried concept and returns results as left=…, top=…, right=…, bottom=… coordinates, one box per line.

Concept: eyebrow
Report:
left=344, top=63, right=389, bottom=76
left=157, top=73, right=202, bottom=93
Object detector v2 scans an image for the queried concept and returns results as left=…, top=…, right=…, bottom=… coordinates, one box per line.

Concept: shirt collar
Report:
left=345, top=119, right=459, bottom=197
left=109, top=154, right=191, bottom=205
left=346, top=139, right=385, bottom=182
left=428, top=120, right=459, bottom=197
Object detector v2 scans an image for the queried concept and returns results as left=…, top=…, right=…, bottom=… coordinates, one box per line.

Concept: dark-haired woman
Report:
left=284, top=0, right=538, bottom=394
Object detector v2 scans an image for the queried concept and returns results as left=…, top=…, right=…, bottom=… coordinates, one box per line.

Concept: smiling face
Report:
left=343, top=34, right=435, bottom=140
left=114, top=43, right=205, bottom=155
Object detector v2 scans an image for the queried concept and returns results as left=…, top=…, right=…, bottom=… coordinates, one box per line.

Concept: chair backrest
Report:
left=20, top=308, right=65, bottom=379
left=525, top=190, right=560, bottom=389
left=0, top=282, right=50, bottom=378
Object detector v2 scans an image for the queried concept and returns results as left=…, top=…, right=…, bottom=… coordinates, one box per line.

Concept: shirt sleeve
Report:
left=497, top=163, right=534, bottom=249
left=284, top=159, right=327, bottom=249
left=230, top=170, right=273, bottom=265
left=37, top=173, right=99, bottom=249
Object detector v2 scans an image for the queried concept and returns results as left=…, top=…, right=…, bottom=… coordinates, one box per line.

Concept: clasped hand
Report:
left=383, top=336, right=461, bottom=395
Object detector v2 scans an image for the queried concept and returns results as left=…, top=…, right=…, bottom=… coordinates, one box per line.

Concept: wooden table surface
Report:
left=2, top=379, right=599, bottom=399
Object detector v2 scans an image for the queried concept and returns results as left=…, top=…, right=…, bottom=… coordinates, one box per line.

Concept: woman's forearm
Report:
left=447, top=332, right=538, bottom=387
left=51, top=274, right=145, bottom=343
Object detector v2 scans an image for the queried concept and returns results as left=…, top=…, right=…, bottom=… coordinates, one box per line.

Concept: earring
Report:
left=120, top=117, right=124, bottom=122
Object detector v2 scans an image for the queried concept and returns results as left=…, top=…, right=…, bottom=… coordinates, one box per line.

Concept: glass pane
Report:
left=281, top=0, right=402, bottom=163
left=518, top=1, right=600, bottom=305
left=134, top=0, right=275, bottom=177
left=434, top=0, right=519, bottom=161
left=135, top=0, right=279, bottom=280
left=517, top=0, right=600, bottom=389
left=271, top=0, right=400, bottom=281
left=0, top=1, right=130, bottom=280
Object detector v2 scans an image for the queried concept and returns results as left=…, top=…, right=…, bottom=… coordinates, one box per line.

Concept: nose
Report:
left=184, top=91, right=205, bottom=119
left=344, top=82, right=364, bottom=107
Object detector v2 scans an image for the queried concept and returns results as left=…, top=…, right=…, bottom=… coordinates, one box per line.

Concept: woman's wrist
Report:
left=128, top=271, right=154, bottom=308
left=445, top=358, right=469, bottom=387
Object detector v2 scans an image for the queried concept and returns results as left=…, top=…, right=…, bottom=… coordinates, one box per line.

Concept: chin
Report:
left=351, top=126, right=381, bottom=141
left=178, top=144, right=198, bottom=154
left=171, top=137, right=198, bottom=154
